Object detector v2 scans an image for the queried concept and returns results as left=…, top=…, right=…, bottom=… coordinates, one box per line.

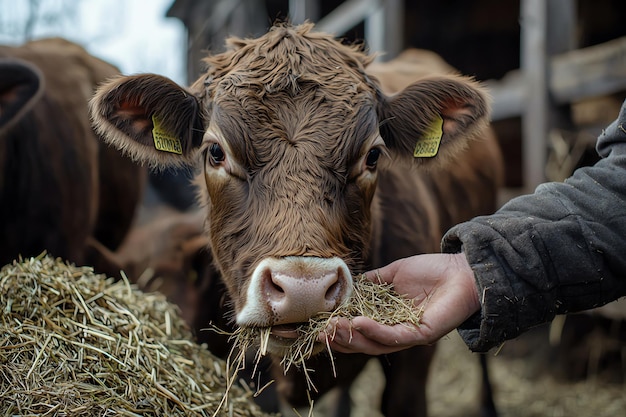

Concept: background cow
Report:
left=0, top=38, right=145, bottom=276
left=90, top=23, right=503, bottom=417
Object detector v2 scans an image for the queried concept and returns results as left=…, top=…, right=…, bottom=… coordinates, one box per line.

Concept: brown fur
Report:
left=0, top=38, right=145, bottom=275
left=90, top=23, right=503, bottom=416
left=367, top=49, right=504, bottom=234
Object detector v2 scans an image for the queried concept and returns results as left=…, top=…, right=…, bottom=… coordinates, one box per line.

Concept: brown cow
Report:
left=90, top=23, right=503, bottom=417
left=0, top=38, right=145, bottom=275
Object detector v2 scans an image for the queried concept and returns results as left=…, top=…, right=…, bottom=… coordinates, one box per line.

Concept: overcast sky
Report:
left=0, top=0, right=186, bottom=85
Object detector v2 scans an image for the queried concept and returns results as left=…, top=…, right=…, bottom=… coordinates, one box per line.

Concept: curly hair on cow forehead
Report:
left=194, top=22, right=377, bottom=99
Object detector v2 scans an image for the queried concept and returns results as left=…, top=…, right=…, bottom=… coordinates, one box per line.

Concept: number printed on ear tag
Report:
left=152, top=114, right=183, bottom=154
left=413, top=114, right=443, bottom=158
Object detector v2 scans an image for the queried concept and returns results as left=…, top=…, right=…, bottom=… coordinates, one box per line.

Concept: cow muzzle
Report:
left=236, top=256, right=353, bottom=332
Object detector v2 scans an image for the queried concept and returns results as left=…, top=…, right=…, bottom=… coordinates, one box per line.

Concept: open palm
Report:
left=319, top=253, right=480, bottom=355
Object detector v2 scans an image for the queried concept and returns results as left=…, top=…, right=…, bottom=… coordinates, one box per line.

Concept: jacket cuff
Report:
left=442, top=223, right=556, bottom=352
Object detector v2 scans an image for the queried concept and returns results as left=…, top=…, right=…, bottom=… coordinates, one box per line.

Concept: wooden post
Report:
left=289, top=0, right=320, bottom=25
left=365, top=0, right=403, bottom=61
left=520, top=0, right=549, bottom=192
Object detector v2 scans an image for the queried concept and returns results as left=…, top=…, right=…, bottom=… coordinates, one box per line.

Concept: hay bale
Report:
left=0, top=254, right=275, bottom=417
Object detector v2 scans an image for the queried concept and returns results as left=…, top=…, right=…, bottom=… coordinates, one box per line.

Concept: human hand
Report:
left=318, top=253, right=480, bottom=355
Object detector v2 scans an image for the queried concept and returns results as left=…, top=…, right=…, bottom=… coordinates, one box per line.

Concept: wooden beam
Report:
left=488, top=36, right=626, bottom=121
left=315, top=0, right=379, bottom=35
left=551, top=36, right=626, bottom=103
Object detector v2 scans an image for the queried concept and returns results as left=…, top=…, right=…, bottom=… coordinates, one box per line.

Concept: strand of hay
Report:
left=0, top=254, right=276, bottom=417
left=228, top=273, right=424, bottom=392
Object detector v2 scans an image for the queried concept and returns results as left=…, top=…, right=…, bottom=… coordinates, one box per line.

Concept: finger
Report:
left=328, top=331, right=403, bottom=355
left=351, top=317, right=424, bottom=346
left=362, top=259, right=403, bottom=284
left=318, top=319, right=403, bottom=355
left=319, top=317, right=423, bottom=355
left=316, top=317, right=366, bottom=350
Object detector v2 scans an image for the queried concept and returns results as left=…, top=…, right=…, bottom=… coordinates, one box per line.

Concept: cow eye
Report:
left=208, top=142, right=225, bottom=165
left=365, top=148, right=382, bottom=169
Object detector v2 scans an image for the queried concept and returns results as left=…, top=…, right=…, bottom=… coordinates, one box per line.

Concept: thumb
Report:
left=362, top=259, right=403, bottom=285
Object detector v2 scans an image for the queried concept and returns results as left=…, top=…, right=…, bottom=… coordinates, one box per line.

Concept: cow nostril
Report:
left=324, top=265, right=350, bottom=306
left=271, top=278, right=285, bottom=294
left=325, top=281, right=341, bottom=302
left=262, top=268, right=286, bottom=300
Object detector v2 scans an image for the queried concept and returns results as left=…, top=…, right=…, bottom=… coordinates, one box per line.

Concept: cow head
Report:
left=90, top=23, right=490, bottom=356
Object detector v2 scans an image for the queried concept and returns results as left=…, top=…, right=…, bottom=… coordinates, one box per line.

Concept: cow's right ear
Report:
left=0, top=59, right=44, bottom=135
left=377, top=75, right=491, bottom=170
left=89, top=74, right=205, bottom=168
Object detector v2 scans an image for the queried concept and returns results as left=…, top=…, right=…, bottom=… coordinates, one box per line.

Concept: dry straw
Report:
left=228, top=273, right=425, bottom=393
left=0, top=254, right=275, bottom=417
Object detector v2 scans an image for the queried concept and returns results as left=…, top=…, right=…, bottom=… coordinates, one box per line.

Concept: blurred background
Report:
left=0, top=0, right=186, bottom=84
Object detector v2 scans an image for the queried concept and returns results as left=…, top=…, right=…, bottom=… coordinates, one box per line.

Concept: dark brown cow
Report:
left=90, top=23, right=503, bottom=417
left=0, top=38, right=145, bottom=275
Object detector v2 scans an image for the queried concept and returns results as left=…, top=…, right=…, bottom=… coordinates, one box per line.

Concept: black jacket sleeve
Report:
left=442, top=99, right=626, bottom=353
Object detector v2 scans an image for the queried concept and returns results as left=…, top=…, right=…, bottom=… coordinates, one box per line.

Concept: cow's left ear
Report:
left=378, top=75, right=491, bottom=168
left=89, top=74, right=205, bottom=168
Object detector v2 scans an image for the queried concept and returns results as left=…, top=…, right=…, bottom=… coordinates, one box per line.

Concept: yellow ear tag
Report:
left=413, top=114, right=443, bottom=158
left=152, top=114, right=182, bottom=154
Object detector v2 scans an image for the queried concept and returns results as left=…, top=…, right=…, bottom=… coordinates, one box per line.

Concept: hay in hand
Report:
left=0, top=254, right=275, bottom=417
left=228, top=273, right=424, bottom=392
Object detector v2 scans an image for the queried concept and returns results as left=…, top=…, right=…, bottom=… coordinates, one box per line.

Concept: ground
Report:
left=425, top=326, right=626, bottom=417
left=284, top=315, right=626, bottom=417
